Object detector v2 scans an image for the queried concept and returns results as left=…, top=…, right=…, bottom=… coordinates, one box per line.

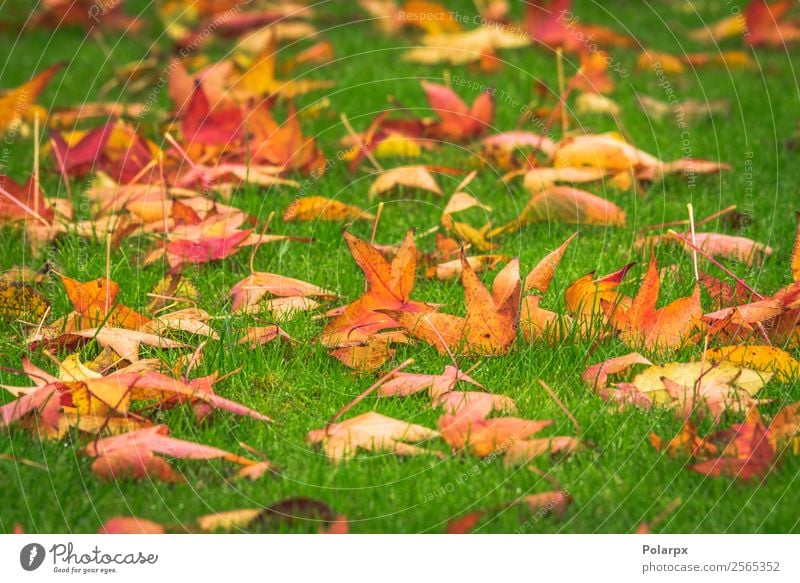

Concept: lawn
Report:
left=1, top=0, right=800, bottom=534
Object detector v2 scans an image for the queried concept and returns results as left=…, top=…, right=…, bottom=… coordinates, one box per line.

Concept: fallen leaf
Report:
left=689, top=410, right=775, bottom=481
left=393, top=253, right=521, bottom=355
left=0, top=63, right=62, bottom=133
left=524, top=232, right=577, bottom=293
left=283, top=196, right=375, bottom=222
left=427, top=254, right=507, bottom=281
left=368, top=165, right=442, bottom=198
left=85, top=425, right=261, bottom=482
left=230, top=271, right=335, bottom=313
left=743, top=0, right=800, bottom=47
left=0, top=281, right=50, bottom=322
left=433, top=391, right=517, bottom=420
left=377, top=364, right=484, bottom=398
left=404, top=24, right=529, bottom=66
left=307, top=411, right=439, bottom=463
left=197, top=497, right=347, bottom=534
left=99, top=517, right=166, bottom=534
left=704, top=345, right=799, bottom=382
left=616, top=256, right=701, bottom=351
left=421, top=81, right=493, bottom=141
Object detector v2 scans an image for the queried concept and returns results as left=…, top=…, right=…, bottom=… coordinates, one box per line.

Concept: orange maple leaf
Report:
left=616, top=257, right=701, bottom=351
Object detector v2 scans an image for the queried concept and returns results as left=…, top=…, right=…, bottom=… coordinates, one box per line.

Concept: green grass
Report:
left=2, top=0, right=800, bottom=533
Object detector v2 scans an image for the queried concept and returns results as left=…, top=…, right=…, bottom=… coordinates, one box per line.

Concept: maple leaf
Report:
left=512, top=166, right=608, bottom=195
left=650, top=422, right=719, bottom=459
left=147, top=209, right=309, bottom=272
left=239, top=324, right=292, bottom=348
left=283, top=196, right=375, bottom=223
left=446, top=490, right=571, bottom=533
left=0, top=63, right=62, bottom=134
left=230, top=272, right=335, bottom=314
left=576, top=93, right=620, bottom=117
left=689, top=410, right=775, bottom=482
left=637, top=232, right=772, bottom=268
left=438, top=412, right=578, bottom=464
left=569, top=51, right=616, bottom=94
left=322, top=230, right=430, bottom=348
left=0, top=175, right=55, bottom=223
left=60, top=370, right=273, bottom=422
left=181, top=81, right=243, bottom=147
left=638, top=50, right=753, bottom=74
left=52, top=120, right=155, bottom=183
left=525, top=186, right=626, bottom=228
left=525, top=232, right=577, bottom=294
left=768, top=401, right=800, bottom=450
left=0, top=384, right=61, bottom=433
left=50, top=121, right=115, bottom=177
left=520, top=295, right=574, bottom=344
left=307, top=412, right=439, bottom=463
left=704, top=345, right=799, bottom=382
left=492, top=187, right=624, bottom=237
left=377, top=364, right=484, bottom=398
left=248, top=102, right=325, bottom=173
left=59, top=274, right=149, bottom=330
left=32, top=0, right=138, bottom=30
left=519, top=233, right=577, bottom=343
left=661, top=377, right=768, bottom=423
left=341, top=113, right=429, bottom=173
left=280, top=40, right=335, bottom=72
left=85, top=425, right=261, bottom=482
left=393, top=253, right=521, bottom=355
left=165, top=229, right=252, bottom=271
left=403, top=23, right=530, bottom=67
left=584, top=350, right=778, bottom=418
left=689, top=12, right=747, bottom=43
left=638, top=95, right=731, bottom=123
left=743, top=0, right=800, bottom=47
left=99, top=516, right=166, bottom=534
left=582, top=352, right=653, bottom=392
left=552, top=132, right=730, bottom=184
left=168, top=59, right=235, bottom=114
left=483, top=131, right=557, bottom=161
left=563, top=262, right=633, bottom=333
left=433, top=391, right=517, bottom=420
left=235, top=33, right=335, bottom=99
left=141, top=307, right=220, bottom=339
left=401, top=1, right=461, bottom=33
left=614, top=256, right=702, bottom=351
left=702, top=281, right=800, bottom=345
left=700, top=272, right=752, bottom=309
left=196, top=497, right=347, bottom=534
left=421, top=81, right=493, bottom=141
left=525, top=0, right=632, bottom=52
left=427, top=254, right=508, bottom=281
left=592, top=358, right=772, bottom=415
left=29, top=327, right=187, bottom=362
left=330, top=336, right=401, bottom=372
left=367, top=165, right=442, bottom=198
